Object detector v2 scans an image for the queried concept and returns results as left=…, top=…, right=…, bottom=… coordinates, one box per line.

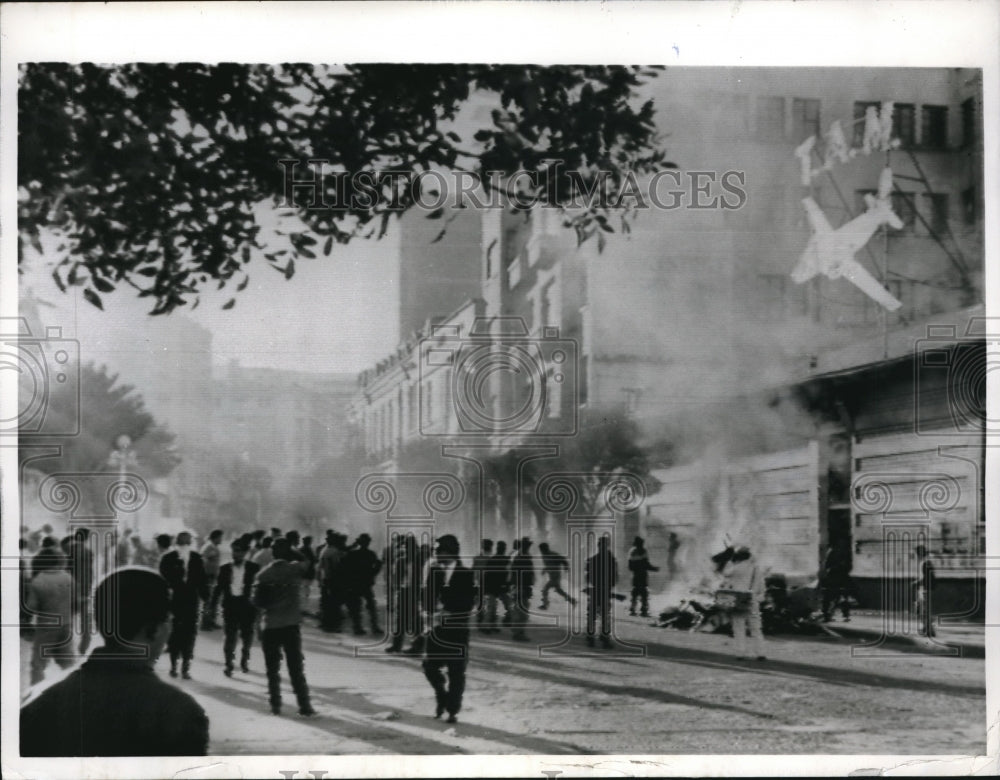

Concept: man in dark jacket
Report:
left=159, top=531, right=209, bottom=679
left=509, top=536, right=535, bottom=641
left=483, top=540, right=512, bottom=633
left=214, top=539, right=260, bottom=676
left=252, top=538, right=315, bottom=716
left=539, top=542, right=576, bottom=610
left=344, top=533, right=383, bottom=635
left=20, top=567, right=209, bottom=756
left=422, top=535, right=476, bottom=724
left=585, top=535, right=618, bottom=648
left=627, top=536, right=658, bottom=617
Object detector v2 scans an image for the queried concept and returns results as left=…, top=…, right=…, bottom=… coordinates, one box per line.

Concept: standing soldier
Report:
left=509, top=537, right=535, bottom=642
left=585, top=535, right=618, bottom=649
left=215, top=539, right=259, bottom=676
left=159, top=531, right=209, bottom=679
left=538, top=542, right=576, bottom=610
left=345, top=533, right=383, bottom=636
left=251, top=538, right=316, bottom=717
left=421, top=535, right=476, bottom=724
left=200, top=529, right=224, bottom=630
left=471, top=539, right=493, bottom=632
left=628, top=537, right=659, bottom=618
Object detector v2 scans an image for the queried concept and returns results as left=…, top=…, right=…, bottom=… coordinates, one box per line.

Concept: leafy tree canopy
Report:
left=19, top=63, right=668, bottom=315
left=34, top=362, right=180, bottom=477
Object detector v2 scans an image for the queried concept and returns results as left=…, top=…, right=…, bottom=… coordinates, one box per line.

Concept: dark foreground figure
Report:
left=20, top=567, right=209, bottom=756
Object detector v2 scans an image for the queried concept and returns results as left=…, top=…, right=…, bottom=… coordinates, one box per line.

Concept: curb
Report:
left=823, top=624, right=985, bottom=659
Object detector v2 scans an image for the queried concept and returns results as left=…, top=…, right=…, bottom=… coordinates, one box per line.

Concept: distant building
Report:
left=353, top=67, right=985, bottom=614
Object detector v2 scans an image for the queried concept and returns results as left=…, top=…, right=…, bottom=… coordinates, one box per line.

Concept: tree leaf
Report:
left=83, top=288, right=104, bottom=310
left=92, top=276, right=115, bottom=293
left=284, top=258, right=296, bottom=279
left=222, top=298, right=235, bottom=310
left=323, top=235, right=333, bottom=256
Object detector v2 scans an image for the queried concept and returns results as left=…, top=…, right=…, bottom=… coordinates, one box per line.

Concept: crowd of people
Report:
left=17, top=522, right=767, bottom=755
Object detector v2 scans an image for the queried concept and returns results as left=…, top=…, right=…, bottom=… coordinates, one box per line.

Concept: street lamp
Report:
left=108, top=434, right=138, bottom=532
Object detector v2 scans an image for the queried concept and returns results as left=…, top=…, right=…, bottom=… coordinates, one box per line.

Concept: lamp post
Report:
left=108, top=434, right=138, bottom=532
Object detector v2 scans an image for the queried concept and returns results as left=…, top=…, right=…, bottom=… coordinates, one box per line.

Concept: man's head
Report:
left=176, top=532, right=192, bottom=549
left=495, top=540, right=507, bottom=555
left=302, top=535, right=313, bottom=547
left=261, top=536, right=273, bottom=549
left=209, top=529, right=223, bottom=544
left=482, top=539, right=493, bottom=553
left=41, top=535, right=57, bottom=549
left=633, top=536, right=644, bottom=548
left=272, top=538, right=292, bottom=561
left=41, top=523, right=53, bottom=535
left=270, top=527, right=282, bottom=538
left=435, top=534, right=460, bottom=561
left=286, top=530, right=301, bottom=547
left=252, top=530, right=265, bottom=544
left=597, top=535, right=610, bottom=550
left=356, top=533, right=371, bottom=549
left=520, top=537, right=532, bottom=552
left=94, top=567, right=172, bottom=663
left=231, top=540, right=249, bottom=563
left=538, top=542, right=550, bottom=554
left=155, top=534, right=173, bottom=551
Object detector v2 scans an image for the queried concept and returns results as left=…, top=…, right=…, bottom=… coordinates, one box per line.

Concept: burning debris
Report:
left=651, top=544, right=833, bottom=637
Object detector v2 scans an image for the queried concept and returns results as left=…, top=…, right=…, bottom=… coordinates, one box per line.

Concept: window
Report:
left=791, top=98, right=821, bottom=142
left=853, top=101, right=880, bottom=146
left=892, top=103, right=915, bottom=148
left=961, top=97, right=975, bottom=148
left=920, top=105, right=948, bottom=149
left=756, top=96, right=785, bottom=139
left=922, top=193, right=949, bottom=234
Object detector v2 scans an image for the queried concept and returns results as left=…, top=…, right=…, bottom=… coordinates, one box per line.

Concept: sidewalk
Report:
left=814, top=611, right=986, bottom=658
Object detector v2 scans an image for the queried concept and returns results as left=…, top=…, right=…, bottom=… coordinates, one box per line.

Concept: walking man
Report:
left=628, top=536, right=658, bottom=617
left=509, top=537, right=535, bottom=641
left=159, top=531, right=209, bottom=679
left=200, top=529, right=224, bottom=630
left=422, top=535, right=476, bottom=724
left=538, top=542, right=576, bottom=610
left=215, top=539, right=259, bottom=676
left=345, top=533, right=383, bottom=635
left=251, top=538, right=316, bottom=716
left=585, top=535, right=617, bottom=648
left=26, top=548, right=75, bottom=685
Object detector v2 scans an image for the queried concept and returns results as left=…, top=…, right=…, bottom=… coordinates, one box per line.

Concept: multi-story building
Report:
left=213, top=361, right=356, bottom=526
left=353, top=67, right=985, bottom=613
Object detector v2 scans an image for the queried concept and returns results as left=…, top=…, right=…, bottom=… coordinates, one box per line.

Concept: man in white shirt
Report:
left=213, top=540, right=260, bottom=676
left=200, top=530, right=224, bottom=630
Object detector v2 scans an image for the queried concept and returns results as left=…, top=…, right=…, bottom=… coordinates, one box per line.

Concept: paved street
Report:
left=21, top=607, right=986, bottom=755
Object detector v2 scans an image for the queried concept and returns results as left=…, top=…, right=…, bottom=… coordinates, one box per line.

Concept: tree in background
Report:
left=19, top=64, right=670, bottom=314
left=33, top=362, right=180, bottom=477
